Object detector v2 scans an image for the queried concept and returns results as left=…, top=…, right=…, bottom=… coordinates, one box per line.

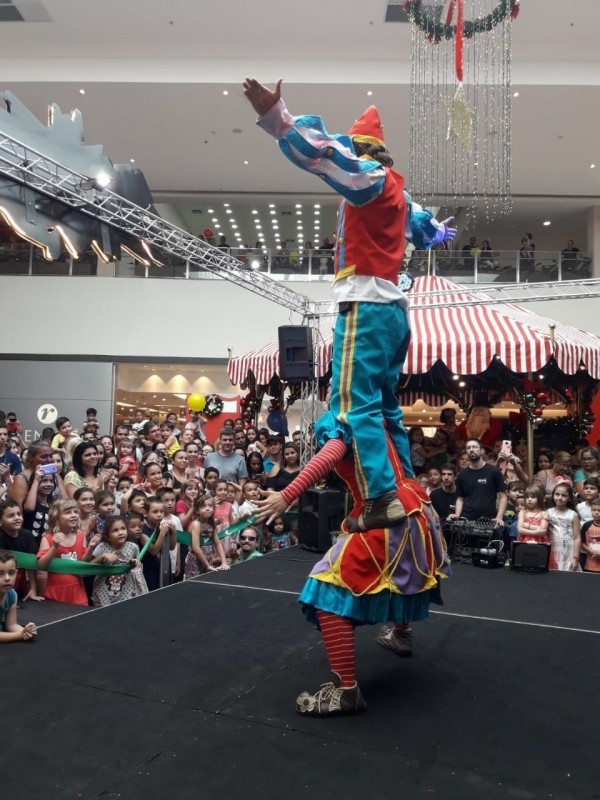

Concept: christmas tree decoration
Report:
left=406, top=0, right=519, bottom=222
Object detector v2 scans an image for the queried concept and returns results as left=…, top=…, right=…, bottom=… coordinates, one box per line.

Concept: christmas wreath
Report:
left=204, top=394, right=224, bottom=418
left=403, top=0, right=519, bottom=41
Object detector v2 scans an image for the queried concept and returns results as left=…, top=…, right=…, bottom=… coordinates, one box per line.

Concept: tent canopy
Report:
left=228, top=276, right=600, bottom=387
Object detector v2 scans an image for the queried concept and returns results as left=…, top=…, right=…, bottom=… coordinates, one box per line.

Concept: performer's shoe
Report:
left=296, top=671, right=367, bottom=717
left=377, top=625, right=413, bottom=657
left=345, top=491, right=406, bottom=532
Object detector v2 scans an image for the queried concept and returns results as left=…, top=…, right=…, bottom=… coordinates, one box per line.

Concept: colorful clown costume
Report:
left=280, top=413, right=451, bottom=630
left=257, top=99, right=455, bottom=509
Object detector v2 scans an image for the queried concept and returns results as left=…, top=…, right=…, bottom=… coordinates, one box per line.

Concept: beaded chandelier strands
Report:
left=407, top=0, right=519, bottom=224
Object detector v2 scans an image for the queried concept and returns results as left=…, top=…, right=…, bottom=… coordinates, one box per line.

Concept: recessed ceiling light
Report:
left=367, top=90, right=373, bottom=96
left=130, top=158, right=135, bottom=163
left=223, top=203, right=229, bottom=207
left=270, top=209, right=276, bottom=214
left=79, top=89, right=86, bottom=95
left=295, top=204, right=302, bottom=208
left=296, top=210, right=302, bottom=215
left=223, top=90, right=229, bottom=96
left=314, top=204, right=320, bottom=209
left=513, top=91, right=519, bottom=97
left=314, top=210, right=320, bottom=216
left=225, top=209, right=232, bottom=214
left=243, top=160, right=249, bottom=165
left=231, top=224, right=238, bottom=229
left=214, top=223, right=221, bottom=229
left=212, top=217, right=218, bottom=222
left=255, top=224, right=262, bottom=230
left=591, top=164, right=596, bottom=169
left=269, top=203, right=275, bottom=208
left=208, top=208, right=214, bottom=213
left=252, top=210, right=258, bottom=214
left=543, top=220, right=551, bottom=226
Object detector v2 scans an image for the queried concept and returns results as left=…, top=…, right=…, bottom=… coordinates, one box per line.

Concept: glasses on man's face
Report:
left=239, top=535, right=257, bottom=542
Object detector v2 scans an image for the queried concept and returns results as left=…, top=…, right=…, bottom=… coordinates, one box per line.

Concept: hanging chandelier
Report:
left=405, top=0, right=520, bottom=223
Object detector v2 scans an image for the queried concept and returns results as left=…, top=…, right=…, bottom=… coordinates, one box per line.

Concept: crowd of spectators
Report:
left=1, top=401, right=598, bottom=641
left=0, top=407, right=302, bottom=622
left=407, top=412, right=600, bottom=574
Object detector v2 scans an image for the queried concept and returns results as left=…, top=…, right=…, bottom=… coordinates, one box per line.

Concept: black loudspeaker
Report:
left=298, top=488, right=346, bottom=553
left=278, top=325, right=313, bottom=381
left=510, top=542, right=550, bottom=572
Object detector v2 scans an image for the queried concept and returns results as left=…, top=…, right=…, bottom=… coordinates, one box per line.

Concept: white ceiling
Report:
left=1, top=0, right=600, bottom=247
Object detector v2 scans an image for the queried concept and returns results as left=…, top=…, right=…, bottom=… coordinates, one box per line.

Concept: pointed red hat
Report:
left=348, top=105, right=385, bottom=146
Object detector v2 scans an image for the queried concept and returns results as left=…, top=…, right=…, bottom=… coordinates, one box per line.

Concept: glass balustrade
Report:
left=0, top=242, right=594, bottom=283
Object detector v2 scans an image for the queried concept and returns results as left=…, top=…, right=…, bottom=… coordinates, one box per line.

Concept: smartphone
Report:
left=40, top=463, right=58, bottom=474
left=501, top=440, right=512, bottom=457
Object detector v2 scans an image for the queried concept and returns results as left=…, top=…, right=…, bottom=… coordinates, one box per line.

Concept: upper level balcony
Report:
left=0, top=243, right=594, bottom=285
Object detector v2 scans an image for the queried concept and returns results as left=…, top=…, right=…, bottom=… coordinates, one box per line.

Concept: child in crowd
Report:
left=94, top=490, right=116, bottom=536
left=214, top=479, right=235, bottom=562
left=226, top=481, right=241, bottom=517
left=141, top=496, right=177, bottom=591
left=23, top=465, right=62, bottom=542
left=517, top=485, right=549, bottom=543
left=89, top=515, right=148, bottom=606
left=117, top=439, right=138, bottom=479
left=547, top=483, right=581, bottom=571
left=74, top=487, right=96, bottom=542
left=504, top=480, right=526, bottom=552
left=0, top=499, right=43, bottom=601
left=184, top=493, right=228, bottom=577
left=236, top=480, right=262, bottom=548
left=156, top=487, right=183, bottom=579
left=576, top=476, right=600, bottom=524
left=417, top=473, right=430, bottom=494
left=265, top=514, right=296, bottom=552
left=37, top=499, right=96, bottom=605
left=204, top=467, right=220, bottom=496
left=120, top=486, right=147, bottom=516
left=427, top=466, right=442, bottom=493
left=175, top=479, right=202, bottom=532
left=580, top=497, right=600, bottom=573
left=0, top=551, right=37, bottom=642
left=126, top=512, right=144, bottom=545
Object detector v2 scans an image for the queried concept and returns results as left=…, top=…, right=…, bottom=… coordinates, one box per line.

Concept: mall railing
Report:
left=0, top=243, right=593, bottom=284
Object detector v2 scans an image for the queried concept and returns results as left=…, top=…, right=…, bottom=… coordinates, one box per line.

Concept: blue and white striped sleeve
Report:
left=257, top=99, right=386, bottom=207
left=404, top=191, right=446, bottom=250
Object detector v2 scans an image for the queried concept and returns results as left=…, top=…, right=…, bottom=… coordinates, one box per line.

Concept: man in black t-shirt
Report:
left=430, top=463, right=458, bottom=525
left=448, top=439, right=507, bottom=524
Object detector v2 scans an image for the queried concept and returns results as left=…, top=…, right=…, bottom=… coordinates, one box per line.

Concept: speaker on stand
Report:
left=278, top=325, right=313, bottom=381
left=297, top=488, right=346, bottom=553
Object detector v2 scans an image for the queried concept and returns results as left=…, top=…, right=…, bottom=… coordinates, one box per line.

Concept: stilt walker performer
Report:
left=245, top=78, right=454, bottom=716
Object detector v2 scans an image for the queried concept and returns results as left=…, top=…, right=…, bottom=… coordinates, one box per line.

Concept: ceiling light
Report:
left=243, top=160, right=249, bottom=165
left=129, top=158, right=135, bottom=164
left=94, top=171, right=113, bottom=189
left=225, top=209, right=232, bottom=214
left=314, top=210, right=320, bottom=216
left=270, top=209, right=276, bottom=215
left=223, top=203, right=229, bottom=207
left=212, top=217, right=218, bottom=222
left=208, top=208, right=214, bottom=213
left=214, top=223, right=221, bottom=229
left=591, top=164, right=596, bottom=169
left=223, top=90, right=229, bottom=96
left=543, top=220, right=551, bottom=226
left=252, top=209, right=258, bottom=214
left=295, top=204, right=302, bottom=208
left=367, top=90, right=373, bottom=96
left=513, top=91, right=519, bottom=97
left=255, top=224, right=262, bottom=230
left=314, top=204, right=320, bottom=209
left=296, top=210, right=302, bottom=215
left=231, top=224, right=238, bottom=229
left=79, top=89, right=86, bottom=95
left=269, top=203, right=275, bottom=208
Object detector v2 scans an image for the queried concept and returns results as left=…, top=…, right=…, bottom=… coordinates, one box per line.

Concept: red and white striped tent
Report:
left=227, top=275, right=600, bottom=387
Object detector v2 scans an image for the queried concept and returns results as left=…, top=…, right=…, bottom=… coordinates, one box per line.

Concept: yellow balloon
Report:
left=187, top=394, right=206, bottom=412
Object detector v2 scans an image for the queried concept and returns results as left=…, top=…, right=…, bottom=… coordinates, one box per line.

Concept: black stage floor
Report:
left=7, top=548, right=600, bottom=800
